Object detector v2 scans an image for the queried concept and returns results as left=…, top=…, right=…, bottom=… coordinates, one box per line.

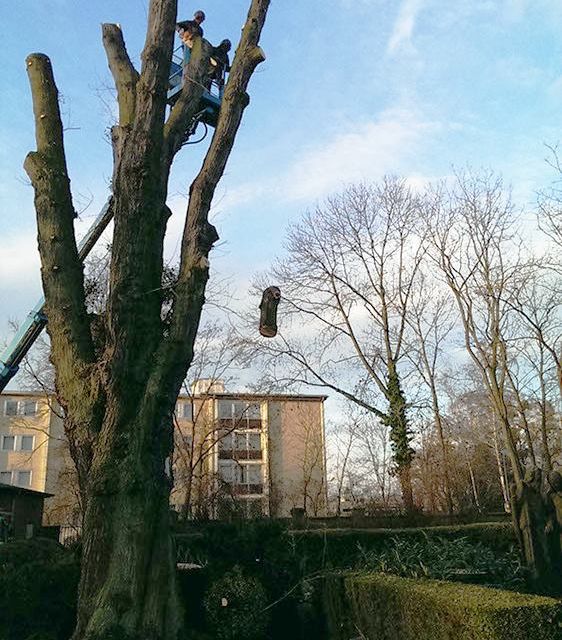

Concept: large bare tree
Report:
left=23, top=1, right=270, bottom=638
left=255, top=179, right=425, bottom=511
left=425, top=170, right=562, bottom=593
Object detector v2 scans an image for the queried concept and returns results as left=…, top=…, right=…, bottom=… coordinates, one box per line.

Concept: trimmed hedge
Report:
left=326, top=572, right=562, bottom=640
left=290, top=522, right=517, bottom=572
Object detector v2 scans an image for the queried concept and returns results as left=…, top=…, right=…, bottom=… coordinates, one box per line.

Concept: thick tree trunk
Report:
left=511, top=468, right=562, bottom=595
left=75, top=479, right=179, bottom=639
left=25, top=2, right=269, bottom=637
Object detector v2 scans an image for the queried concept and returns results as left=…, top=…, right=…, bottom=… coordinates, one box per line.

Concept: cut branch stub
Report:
left=259, top=286, right=281, bottom=338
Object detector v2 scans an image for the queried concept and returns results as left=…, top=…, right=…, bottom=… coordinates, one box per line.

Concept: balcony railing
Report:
left=218, top=449, right=262, bottom=461
left=233, top=484, right=264, bottom=495
left=217, top=418, right=262, bottom=430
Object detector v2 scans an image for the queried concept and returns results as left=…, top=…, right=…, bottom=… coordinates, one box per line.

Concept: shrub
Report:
left=0, top=539, right=79, bottom=640
left=325, top=572, right=562, bottom=640
left=203, top=566, right=270, bottom=640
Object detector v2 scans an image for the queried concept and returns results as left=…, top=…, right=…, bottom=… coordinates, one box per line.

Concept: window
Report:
left=218, top=400, right=233, bottom=420
left=246, top=498, right=264, bottom=518
left=22, top=401, right=37, bottom=416
left=247, top=403, right=261, bottom=419
left=0, top=471, right=12, bottom=484
left=242, top=465, right=262, bottom=485
left=3, top=399, right=38, bottom=417
left=235, top=433, right=247, bottom=451
left=4, top=400, right=17, bottom=417
left=218, top=431, right=262, bottom=461
left=218, top=460, right=240, bottom=484
left=248, top=433, right=261, bottom=451
left=1, top=436, right=15, bottom=451
left=20, top=436, right=34, bottom=451
left=218, top=401, right=262, bottom=429
left=16, top=471, right=31, bottom=487
left=182, top=402, right=193, bottom=420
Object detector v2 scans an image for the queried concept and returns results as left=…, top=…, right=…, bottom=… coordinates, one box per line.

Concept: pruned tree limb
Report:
left=101, top=24, right=139, bottom=127
left=135, top=0, right=177, bottom=132
left=23, top=53, right=101, bottom=484
left=149, top=0, right=269, bottom=398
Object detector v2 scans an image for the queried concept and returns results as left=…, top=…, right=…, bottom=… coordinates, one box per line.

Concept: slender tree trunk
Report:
left=431, top=393, right=454, bottom=514
left=538, top=344, right=553, bottom=472
left=492, top=418, right=510, bottom=513
left=467, top=457, right=481, bottom=512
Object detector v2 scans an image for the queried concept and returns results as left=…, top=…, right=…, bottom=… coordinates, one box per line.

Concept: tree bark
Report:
left=24, top=0, right=270, bottom=637
left=511, top=469, right=562, bottom=595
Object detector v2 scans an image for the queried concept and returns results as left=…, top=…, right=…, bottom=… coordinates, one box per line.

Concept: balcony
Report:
left=218, top=449, right=262, bottom=461
left=233, top=484, right=264, bottom=495
left=217, top=418, right=262, bottom=431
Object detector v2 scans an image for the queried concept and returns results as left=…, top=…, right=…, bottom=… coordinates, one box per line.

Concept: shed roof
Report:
left=0, top=483, right=54, bottom=498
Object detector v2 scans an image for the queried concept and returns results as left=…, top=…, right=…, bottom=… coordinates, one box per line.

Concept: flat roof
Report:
left=0, top=483, right=54, bottom=498
left=0, top=390, right=50, bottom=398
left=178, top=392, right=328, bottom=402
left=4, top=390, right=328, bottom=402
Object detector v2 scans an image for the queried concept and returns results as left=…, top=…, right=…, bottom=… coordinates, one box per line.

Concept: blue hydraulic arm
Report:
left=0, top=198, right=113, bottom=392
left=0, top=47, right=227, bottom=393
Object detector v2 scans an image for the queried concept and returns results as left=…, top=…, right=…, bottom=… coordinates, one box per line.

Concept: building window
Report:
left=218, top=460, right=240, bottom=484
left=22, top=401, right=37, bottom=416
left=1, top=436, right=15, bottom=451
left=20, top=435, right=35, bottom=451
left=175, top=401, right=194, bottom=421
left=218, top=431, right=262, bottom=461
left=3, top=399, right=38, bottom=417
left=16, top=470, right=31, bottom=487
left=218, top=400, right=262, bottom=430
left=0, top=471, right=12, bottom=484
left=182, top=402, right=193, bottom=420
left=242, top=464, right=262, bottom=486
left=4, top=400, right=18, bottom=416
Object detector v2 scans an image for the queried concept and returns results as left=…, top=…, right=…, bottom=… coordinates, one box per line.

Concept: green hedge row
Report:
left=290, top=522, right=517, bottom=572
left=325, top=572, right=562, bottom=640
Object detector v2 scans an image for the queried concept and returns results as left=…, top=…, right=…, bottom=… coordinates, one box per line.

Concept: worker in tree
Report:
left=176, top=10, right=205, bottom=48
left=209, top=39, right=232, bottom=88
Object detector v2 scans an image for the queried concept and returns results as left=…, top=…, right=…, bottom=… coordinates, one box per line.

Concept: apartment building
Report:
left=0, top=392, right=75, bottom=524
left=0, top=382, right=328, bottom=523
left=172, top=380, right=328, bottom=519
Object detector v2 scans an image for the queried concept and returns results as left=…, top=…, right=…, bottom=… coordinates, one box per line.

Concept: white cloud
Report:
left=205, top=108, right=440, bottom=213
left=280, top=108, right=438, bottom=201
left=387, top=0, right=426, bottom=56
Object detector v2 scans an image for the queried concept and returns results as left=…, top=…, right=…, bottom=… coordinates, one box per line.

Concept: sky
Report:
left=2, top=0, right=562, bottom=387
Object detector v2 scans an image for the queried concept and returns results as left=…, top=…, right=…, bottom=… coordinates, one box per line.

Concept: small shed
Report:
left=0, top=483, right=53, bottom=540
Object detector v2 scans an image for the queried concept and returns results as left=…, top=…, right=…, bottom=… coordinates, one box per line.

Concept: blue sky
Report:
left=2, top=0, right=562, bottom=360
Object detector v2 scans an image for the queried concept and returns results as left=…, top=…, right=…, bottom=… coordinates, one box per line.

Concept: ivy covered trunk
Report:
left=23, top=1, right=270, bottom=638
left=385, top=365, right=415, bottom=513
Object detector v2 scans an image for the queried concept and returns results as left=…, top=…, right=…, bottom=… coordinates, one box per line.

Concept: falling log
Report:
left=259, top=286, right=281, bottom=337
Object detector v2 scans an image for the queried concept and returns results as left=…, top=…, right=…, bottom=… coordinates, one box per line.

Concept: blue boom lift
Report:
left=0, top=46, right=225, bottom=393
